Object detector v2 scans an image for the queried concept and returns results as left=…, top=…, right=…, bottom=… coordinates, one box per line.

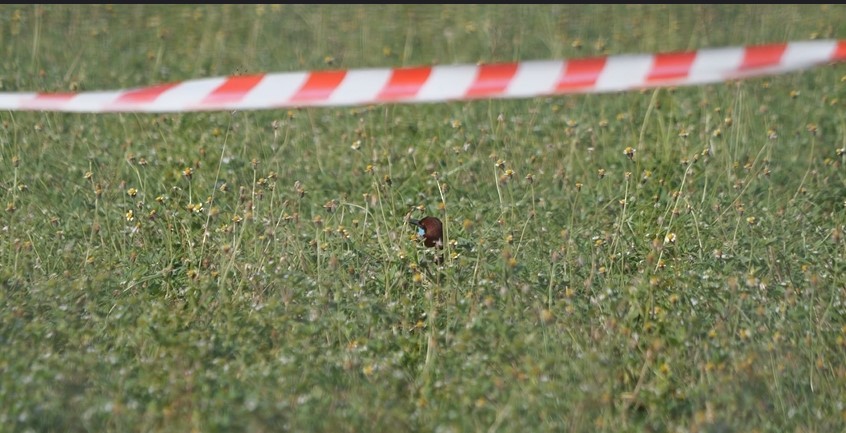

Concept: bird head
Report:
left=409, top=216, right=443, bottom=248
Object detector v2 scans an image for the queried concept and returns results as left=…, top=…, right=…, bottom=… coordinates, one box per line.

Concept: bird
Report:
left=409, top=216, right=443, bottom=248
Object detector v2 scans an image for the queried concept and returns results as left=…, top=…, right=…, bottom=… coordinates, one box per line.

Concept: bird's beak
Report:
left=408, top=219, right=420, bottom=227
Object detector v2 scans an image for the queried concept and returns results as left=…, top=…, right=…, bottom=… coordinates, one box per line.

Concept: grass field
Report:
left=1, top=5, right=846, bottom=432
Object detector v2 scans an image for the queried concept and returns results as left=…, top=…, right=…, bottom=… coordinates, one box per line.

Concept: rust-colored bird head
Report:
left=409, top=216, right=443, bottom=248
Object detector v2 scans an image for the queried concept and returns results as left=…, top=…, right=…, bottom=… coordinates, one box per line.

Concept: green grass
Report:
left=1, top=4, right=846, bottom=432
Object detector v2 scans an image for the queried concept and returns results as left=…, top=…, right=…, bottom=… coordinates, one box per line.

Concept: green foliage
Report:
left=1, top=4, right=845, bottom=433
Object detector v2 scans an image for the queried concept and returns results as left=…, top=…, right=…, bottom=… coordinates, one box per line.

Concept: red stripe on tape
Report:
left=647, top=52, right=697, bottom=81
left=202, top=75, right=265, bottom=105
left=24, top=93, right=75, bottom=109
left=466, top=64, right=519, bottom=97
left=377, top=67, right=431, bottom=100
left=291, top=71, right=347, bottom=102
left=556, top=57, right=607, bottom=90
left=34, top=93, right=75, bottom=101
left=115, top=83, right=179, bottom=104
left=835, top=41, right=846, bottom=61
left=740, top=44, right=786, bottom=70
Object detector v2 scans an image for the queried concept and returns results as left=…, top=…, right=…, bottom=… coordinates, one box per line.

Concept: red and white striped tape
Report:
left=3, top=40, right=844, bottom=113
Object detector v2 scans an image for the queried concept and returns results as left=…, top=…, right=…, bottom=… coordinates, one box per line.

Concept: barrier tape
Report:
left=1, top=40, right=844, bottom=113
